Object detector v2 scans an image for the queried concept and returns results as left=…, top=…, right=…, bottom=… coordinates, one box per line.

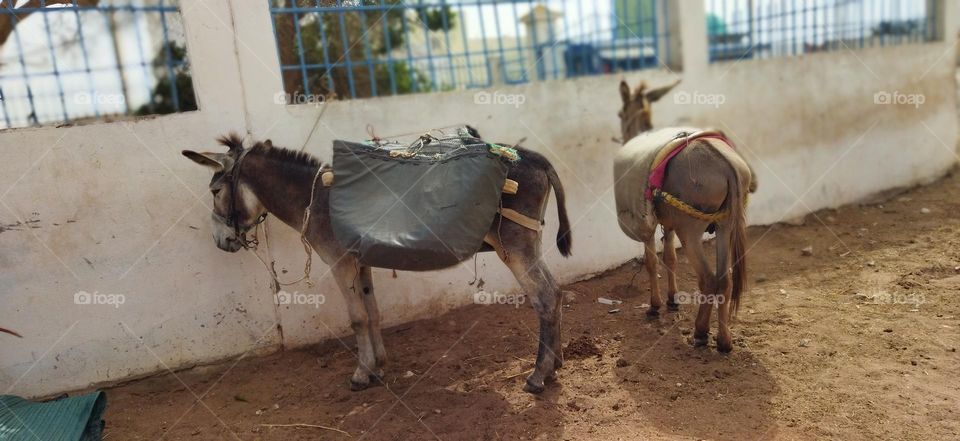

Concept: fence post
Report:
left=666, top=0, right=708, bottom=74
left=228, top=0, right=288, bottom=136
left=933, top=0, right=960, bottom=43
left=178, top=0, right=247, bottom=126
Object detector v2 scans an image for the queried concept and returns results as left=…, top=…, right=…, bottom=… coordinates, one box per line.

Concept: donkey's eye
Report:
left=211, top=188, right=221, bottom=196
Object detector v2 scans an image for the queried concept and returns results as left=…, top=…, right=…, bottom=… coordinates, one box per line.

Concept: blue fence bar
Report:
left=267, top=0, right=672, bottom=101
left=0, top=0, right=196, bottom=130
left=707, top=0, right=937, bottom=62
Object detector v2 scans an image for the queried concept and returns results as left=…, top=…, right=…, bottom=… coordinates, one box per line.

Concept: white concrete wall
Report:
left=1, top=1, right=957, bottom=398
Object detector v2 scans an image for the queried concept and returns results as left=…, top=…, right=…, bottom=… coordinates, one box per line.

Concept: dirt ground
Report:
left=103, top=172, right=960, bottom=441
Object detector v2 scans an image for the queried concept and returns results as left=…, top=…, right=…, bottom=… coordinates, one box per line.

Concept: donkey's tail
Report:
left=725, top=168, right=748, bottom=314
left=545, top=163, right=572, bottom=257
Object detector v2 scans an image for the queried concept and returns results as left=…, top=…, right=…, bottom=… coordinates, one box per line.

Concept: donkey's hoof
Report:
left=645, top=307, right=660, bottom=318
left=522, top=379, right=546, bottom=394
left=349, top=379, right=370, bottom=391
left=692, top=335, right=710, bottom=347
left=666, top=302, right=680, bottom=312
left=716, top=339, right=734, bottom=353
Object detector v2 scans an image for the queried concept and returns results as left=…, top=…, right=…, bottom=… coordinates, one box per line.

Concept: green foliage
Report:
left=422, top=5, right=456, bottom=32
left=376, top=61, right=433, bottom=95
left=275, top=0, right=456, bottom=98
left=134, top=42, right=197, bottom=115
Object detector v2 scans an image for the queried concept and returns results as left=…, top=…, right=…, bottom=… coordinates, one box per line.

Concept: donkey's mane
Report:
left=216, top=132, right=324, bottom=169
left=251, top=143, right=324, bottom=168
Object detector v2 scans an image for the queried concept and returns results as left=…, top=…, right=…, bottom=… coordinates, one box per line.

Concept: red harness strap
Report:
left=645, top=133, right=736, bottom=201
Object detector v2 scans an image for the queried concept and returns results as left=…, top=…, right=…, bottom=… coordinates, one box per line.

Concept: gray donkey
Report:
left=183, top=132, right=571, bottom=393
left=615, top=80, right=756, bottom=352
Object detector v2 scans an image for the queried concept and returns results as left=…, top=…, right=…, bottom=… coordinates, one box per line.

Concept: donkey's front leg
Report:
left=331, top=260, right=378, bottom=390
left=506, top=257, right=562, bottom=394
left=358, top=266, right=387, bottom=376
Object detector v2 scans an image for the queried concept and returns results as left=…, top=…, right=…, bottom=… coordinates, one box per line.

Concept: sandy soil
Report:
left=102, top=172, right=960, bottom=440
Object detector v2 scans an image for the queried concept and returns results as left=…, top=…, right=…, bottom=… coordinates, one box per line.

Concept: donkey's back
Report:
left=613, top=126, right=705, bottom=241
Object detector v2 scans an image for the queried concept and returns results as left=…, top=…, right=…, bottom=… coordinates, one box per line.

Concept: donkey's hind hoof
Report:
left=716, top=338, right=733, bottom=353
left=522, top=380, right=545, bottom=394
left=645, top=307, right=660, bottom=318
left=666, top=302, right=680, bottom=312
left=349, top=379, right=370, bottom=391
left=692, top=336, right=710, bottom=347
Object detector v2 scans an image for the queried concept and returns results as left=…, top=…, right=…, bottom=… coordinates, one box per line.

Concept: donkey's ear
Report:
left=182, top=150, right=229, bottom=171
left=645, top=79, right=681, bottom=103
left=619, top=80, right=631, bottom=104
left=263, top=139, right=274, bottom=149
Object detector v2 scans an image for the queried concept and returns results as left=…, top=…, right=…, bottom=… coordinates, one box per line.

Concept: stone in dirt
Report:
left=801, top=246, right=814, bottom=256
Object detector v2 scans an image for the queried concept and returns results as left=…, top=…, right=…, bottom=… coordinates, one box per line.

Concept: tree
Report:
left=0, top=0, right=100, bottom=48
left=134, top=42, right=197, bottom=115
left=271, top=0, right=454, bottom=99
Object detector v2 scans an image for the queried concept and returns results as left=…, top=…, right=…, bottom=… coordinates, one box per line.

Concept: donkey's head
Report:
left=618, top=79, right=680, bottom=142
left=182, top=134, right=268, bottom=253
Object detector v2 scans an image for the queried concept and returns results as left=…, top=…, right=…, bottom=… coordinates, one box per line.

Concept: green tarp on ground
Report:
left=0, top=392, right=105, bottom=441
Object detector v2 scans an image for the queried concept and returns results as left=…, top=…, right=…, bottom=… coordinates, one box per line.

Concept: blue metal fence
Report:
left=267, top=0, right=672, bottom=101
left=0, top=0, right=195, bottom=130
left=707, top=0, right=936, bottom=62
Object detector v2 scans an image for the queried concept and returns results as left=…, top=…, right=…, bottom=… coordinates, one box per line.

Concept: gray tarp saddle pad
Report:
left=330, top=135, right=509, bottom=271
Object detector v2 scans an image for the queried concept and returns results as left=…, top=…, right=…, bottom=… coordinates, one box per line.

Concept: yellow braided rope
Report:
left=653, top=188, right=729, bottom=222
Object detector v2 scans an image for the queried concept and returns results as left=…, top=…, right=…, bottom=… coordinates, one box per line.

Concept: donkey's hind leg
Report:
left=662, top=229, right=680, bottom=311
left=676, top=225, right=715, bottom=347
left=643, top=235, right=664, bottom=316
left=358, top=266, right=388, bottom=378
left=500, top=246, right=562, bottom=394
left=713, top=224, right=735, bottom=353
left=330, top=259, right=378, bottom=390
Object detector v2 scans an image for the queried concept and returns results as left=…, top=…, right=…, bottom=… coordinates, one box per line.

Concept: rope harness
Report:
left=652, top=188, right=729, bottom=223
left=215, top=147, right=322, bottom=288
left=213, top=148, right=266, bottom=250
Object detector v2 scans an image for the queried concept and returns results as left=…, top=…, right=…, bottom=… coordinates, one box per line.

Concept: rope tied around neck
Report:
left=248, top=165, right=326, bottom=289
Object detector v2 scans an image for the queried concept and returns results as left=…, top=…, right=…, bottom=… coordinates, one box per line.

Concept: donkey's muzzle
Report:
left=215, top=235, right=244, bottom=253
